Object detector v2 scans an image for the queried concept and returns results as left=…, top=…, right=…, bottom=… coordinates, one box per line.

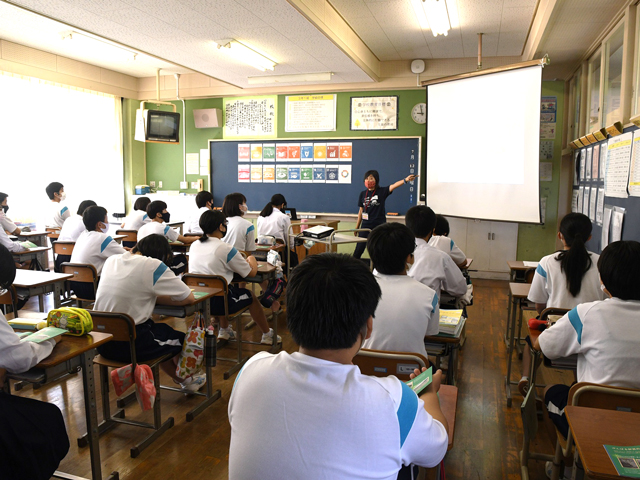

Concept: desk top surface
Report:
left=12, top=246, right=50, bottom=255
left=14, top=270, right=74, bottom=287
left=566, top=406, right=640, bottom=480
left=16, top=231, right=47, bottom=237
left=460, top=258, right=473, bottom=269
left=507, top=260, right=538, bottom=270
left=509, top=282, right=531, bottom=297
left=255, top=243, right=286, bottom=251
left=36, top=332, right=113, bottom=368
left=156, top=286, right=223, bottom=307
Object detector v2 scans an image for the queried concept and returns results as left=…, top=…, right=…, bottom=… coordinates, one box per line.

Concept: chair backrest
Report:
left=524, top=267, right=536, bottom=284
left=182, top=273, right=228, bottom=292
left=53, top=241, right=75, bottom=256
left=61, top=262, right=98, bottom=284
left=353, top=349, right=429, bottom=381
left=539, top=307, right=570, bottom=325
left=90, top=311, right=138, bottom=365
left=0, top=286, right=17, bottom=316
left=115, top=229, right=138, bottom=244
left=569, top=382, right=640, bottom=412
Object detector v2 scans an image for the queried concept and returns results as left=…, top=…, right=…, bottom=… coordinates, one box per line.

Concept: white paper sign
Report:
left=223, top=96, right=277, bottom=138
left=596, top=188, right=605, bottom=226
left=611, top=206, right=625, bottom=242
left=540, top=162, right=552, bottom=182
left=285, top=94, right=336, bottom=132
left=604, top=132, right=632, bottom=198
left=351, top=96, right=398, bottom=131
left=186, top=153, right=199, bottom=175
left=627, top=130, right=640, bottom=196
left=589, top=187, right=597, bottom=222
left=602, top=206, right=612, bottom=248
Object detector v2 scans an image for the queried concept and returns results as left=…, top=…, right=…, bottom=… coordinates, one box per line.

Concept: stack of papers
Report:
left=439, top=309, right=465, bottom=337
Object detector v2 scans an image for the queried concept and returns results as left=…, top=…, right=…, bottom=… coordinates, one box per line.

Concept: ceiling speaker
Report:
left=193, top=108, right=222, bottom=128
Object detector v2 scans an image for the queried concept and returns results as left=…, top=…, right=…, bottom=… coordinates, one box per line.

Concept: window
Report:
left=603, top=25, right=624, bottom=125
left=0, top=72, right=124, bottom=228
left=587, top=49, right=603, bottom=132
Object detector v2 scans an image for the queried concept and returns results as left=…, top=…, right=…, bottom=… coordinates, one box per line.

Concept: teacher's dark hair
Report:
left=198, top=210, right=226, bottom=243
left=556, top=213, right=593, bottom=297
left=260, top=193, right=287, bottom=218
left=598, top=241, right=640, bottom=301
left=363, top=170, right=380, bottom=187
left=367, top=223, right=416, bottom=275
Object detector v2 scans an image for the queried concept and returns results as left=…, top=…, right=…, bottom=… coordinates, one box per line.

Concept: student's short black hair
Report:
left=0, top=244, right=16, bottom=290
left=198, top=210, right=226, bottom=243
left=147, top=201, right=167, bottom=220
left=77, top=200, right=97, bottom=216
left=367, top=223, right=415, bottom=275
left=0, top=192, right=7, bottom=205
left=598, top=241, right=640, bottom=301
left=434, top=215, right=450, bottom=236
left=133, top=197, right=151, bottom=212
left=132, top=234, right=173, bottom=266
left=286, top=253, right=381, bottom=350
left=405, top=205, right=437, bottom=239
left=195, top=191, right=214, bottom=209
left=222, top=192, right=246, bottom=217
left=46, top=182, right=64, bottom=200
left=83, top=206, right=107, bottom=231
left=363, top=170, right=379, bottom=186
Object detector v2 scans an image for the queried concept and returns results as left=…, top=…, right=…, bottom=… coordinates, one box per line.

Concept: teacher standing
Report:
left=353, top=170, right=418, bottom=259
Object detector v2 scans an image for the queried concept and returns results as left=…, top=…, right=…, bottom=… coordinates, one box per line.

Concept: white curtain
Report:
left=0, top=71, right=124, bottom=228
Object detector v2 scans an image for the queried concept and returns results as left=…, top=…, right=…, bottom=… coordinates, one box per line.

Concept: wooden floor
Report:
left=10, top=278, right=574, bottom=480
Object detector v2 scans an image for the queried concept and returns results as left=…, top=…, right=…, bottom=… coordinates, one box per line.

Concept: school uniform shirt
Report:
left=363, top=273, right=439, bottom=357
left=528, top=251, right=605, bottom=308
left=538, top=298, right=640, bottom=388
left=189, top=237, right=252, bottom=284
left=94, top=251, right=192, bottom=325
left=47, top=202, right=70, bottom=228
left=223, top=216, right=256, bottom=252
left=358, top=186, right=391, bottom=227
left=229, top=351, right=448, bottom=480
left=58, top=215, right=86, bottom=242
left=257, top=208, right=290, bottom=242
left=408, top=238, right=467, bottom=300
left=0, top=311, right=55, bottom=373
left=70, top=231, right=126, bottom=275
left=186, top=207, right=210, bottom=234
left=0, top=227, right=25, bottom=252
left=137, top=221, right=179, bottom=242
left=122, top=210, right=150, bottom=231
left=428, top=235, right=466, bottom=266
left=0, top=210, right=18, bottom=234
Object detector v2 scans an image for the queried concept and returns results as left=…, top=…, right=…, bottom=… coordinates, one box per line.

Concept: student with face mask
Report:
left=44, top=181, right=70, bottom=228
left=222, top=192, right=255, bottom=253
left=353, top=170, right=418, bottom=259
left=0, top=192, right=21, bottom=235
left=186, top=191, right=214, bottom=235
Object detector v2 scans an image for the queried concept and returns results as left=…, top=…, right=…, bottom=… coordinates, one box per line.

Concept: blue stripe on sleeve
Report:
left=143, top=214, right=148, bottom=220
left=247, top=224, right=255, bottom=234
left=100, top=236, right=113, bottom=253
left=397, top=382, right=418, bottom=448
left=567, top=307, right=583, bottom=344
left=152, top=263, right=168, bottom=285
left=431, top=293, right=439, bottom=313
left=164, top=225, right=170, bottom=235
left=450, top=239, right=454, bottom=250
left=536, top=264, right=547, bottom=278
left=227, top=247, right=238, bottom=263
left=60, top=206, right=68, bottom=215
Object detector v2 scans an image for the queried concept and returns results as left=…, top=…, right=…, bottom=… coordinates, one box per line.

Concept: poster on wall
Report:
left=285, top=94, right=337, bottom=132
left=350, top=96, right=398, bottom=131
left=604, top=132, right=632, bottom=198
left=223, top=96, right=277, bottom=138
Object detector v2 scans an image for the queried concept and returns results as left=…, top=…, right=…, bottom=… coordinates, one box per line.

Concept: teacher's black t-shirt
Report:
left=358, top=186, right=392, bottom=227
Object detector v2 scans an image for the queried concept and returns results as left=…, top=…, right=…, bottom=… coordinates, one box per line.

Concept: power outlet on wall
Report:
left=158, top=181, right=163, bottom=188
left=191, top=181, right=199, bottom=189
left=180, top=181, right=188, bottom=189
left=149, top=181, right=155, bottom=187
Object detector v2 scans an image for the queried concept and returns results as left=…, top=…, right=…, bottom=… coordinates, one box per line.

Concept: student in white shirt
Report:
left=45, top=181, right=70, bottom=228
left=189, top=210, right=280, bottom=345
left=222, top=192, right=256, bottom=253
left=406, top=206, right=467, bottom=301
left=0, top=223, right=26, bottom=254
left=0, top=244, right=69, bottom=479
left=55, top=200, right=97, bottom=271
left=0, top=192, right=20, bottom=235
left=362, top=223, right=439, bottom=358
left=429, top=215, right=467, bottom=267
left=186, top=191, right=213, bottom=234
left=257, top=193, right=298, bottom=268
left=121, top=196, right=151, bottom=231
left=229, top=253, right=448, bottom=479
left=69, top=206, right=126, bottom=300
left=519, top=213, right=605, bottom=395
left=94, top=234, right=205, bottom=392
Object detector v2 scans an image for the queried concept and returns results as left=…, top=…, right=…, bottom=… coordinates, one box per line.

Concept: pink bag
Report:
left=110, top=364, right=156, bottom=411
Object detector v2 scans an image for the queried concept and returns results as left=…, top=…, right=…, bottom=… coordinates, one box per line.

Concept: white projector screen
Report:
left=426, top=65, right=542, bottom=223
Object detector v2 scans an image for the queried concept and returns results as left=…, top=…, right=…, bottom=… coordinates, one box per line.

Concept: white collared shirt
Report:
left=224, top=216, right=256, bottom=252
left=189, top=237, right=252, bottom=284
left=70, top=230, right=126, bottom=275
left=122, top=210, right=151, bottom=231
left=138, top=221, right=179, bottom=242
left=47, top=202, right=70, bottom=228
left=408, top=238, right=467, bottom=300
left=58, top=215, right=86, bottom=242
left=257, top=208, right=290, bottom=243
left=186, top=207, right=210, bottom=234
left=428, top=235, right=466, bottom=265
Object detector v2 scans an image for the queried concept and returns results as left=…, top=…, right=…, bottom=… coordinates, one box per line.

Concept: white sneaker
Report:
left=260, top=328, right=282, bottom=345
left=218, top=327, right=236, bottom=341
left=179, top=373, right=206, bottom=394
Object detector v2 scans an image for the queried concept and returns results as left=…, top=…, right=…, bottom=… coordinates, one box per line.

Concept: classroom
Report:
left=1, top=1, right=640, bottom=479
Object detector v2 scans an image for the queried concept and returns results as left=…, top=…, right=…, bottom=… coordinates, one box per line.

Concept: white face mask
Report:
left=240, top=203, right=248, bottom=213
left=100, top=222, right=109, bottom=234
left=59, top=192, right=66, bottom=201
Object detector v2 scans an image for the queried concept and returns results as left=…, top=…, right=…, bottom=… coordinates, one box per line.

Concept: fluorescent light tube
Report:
left=217, top=40, right=276, bottom=71
left=247, top=72, right=332, bottom=84
left=423, top=0, right=451, bottom=37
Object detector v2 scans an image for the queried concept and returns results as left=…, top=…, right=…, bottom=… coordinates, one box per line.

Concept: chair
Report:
left=182, top=273, right=253, bottom=380
left=78, top=311, right=174, bottom=458
left=0, top=286, right=18, bottom=318
left=353, top=348, right=430, bottom=381
left=45, top=227, right=60, bottom=240
left=115, top=229, right=137, bottom=248
left=549, top=382, right=640, bottom=480
left=519, top=381, right=554, bottom=480
left=52, top=240, right=75, bottom=272
left=60, top=262, right=98, bottom=308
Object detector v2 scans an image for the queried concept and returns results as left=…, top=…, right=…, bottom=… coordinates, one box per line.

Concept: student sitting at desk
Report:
left=121, top=196, right=151, bottom=231
left=93, top=234, right=205, bottom=393
left=0, top=221, right=26, bottom=254
left=257, top=193, right=298, bottom=268
left=0, top=244, right=69, bottom=480
left=58, top=200, right=96, bottom=242
left=0, top=192, right=21, bottom=235
left=228, top=253, right=448, bottom=479
left=222, top=192, right=256, bottom=254
left=406, top=206, right=467, bottom=301
left=45, top=181, right=70, bottom=228
left=362, top=223, right=439, bottom=358
left=186, top=190, right=213, bottom=234
left=189, top=210, right=280, bottom=345
left=429, top=214, right=467, bottom=267
left=69, top=206, right=126, bottom=300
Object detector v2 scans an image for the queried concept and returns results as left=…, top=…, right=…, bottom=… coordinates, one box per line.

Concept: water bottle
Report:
left=205, top=326, right=216, bottom=368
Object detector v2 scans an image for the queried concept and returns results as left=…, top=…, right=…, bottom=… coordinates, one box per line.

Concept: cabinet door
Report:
left=464, top=220, right=492, bottom=271
left=488, top=222, right=518, bottom=272
left=446, top=216, right=468, bottom=254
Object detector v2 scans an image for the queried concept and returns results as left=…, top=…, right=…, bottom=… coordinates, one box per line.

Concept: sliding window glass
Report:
left=603, top=25, right=624, bottom=126
left=587, top=49, right=603, bottom=132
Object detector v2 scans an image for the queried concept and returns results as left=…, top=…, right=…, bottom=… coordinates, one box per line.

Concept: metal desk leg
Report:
left=54, top=281, right=64, bottom=309
left=505, top=296, right=519, bottom=407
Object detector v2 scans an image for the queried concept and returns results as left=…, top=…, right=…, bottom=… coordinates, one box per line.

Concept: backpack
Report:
left=46, top=307, right=93, bottom=336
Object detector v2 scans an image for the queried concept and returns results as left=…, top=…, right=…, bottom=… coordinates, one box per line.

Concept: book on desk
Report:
left=438, top=309, right=465, bottom=336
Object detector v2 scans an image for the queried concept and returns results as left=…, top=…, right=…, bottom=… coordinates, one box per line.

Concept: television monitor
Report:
left=135, top=109, right=180, bottom=143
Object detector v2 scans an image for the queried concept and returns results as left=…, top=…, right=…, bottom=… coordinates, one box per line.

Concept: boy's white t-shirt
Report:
left=538, top=298, right=640, bottom=387
left=47, top=202, right=70, bottom=228
left=229, top=351, right=448, bottom=480
left=428, top=235, right=466, bottom=265
left=223, top=216, right=256, bottom=252
left=137, top=222, right=179, bottom=242
left=0, top=311, right=55, bottom=373
left=0, top=227, right=25, bottom=252
left=70, top=231, right=126, bottom=275
left=0, top=210, right=18, bottom=234
left=527, top=251, right=605, bottom=308
left=58, top=215, right=86, bottom=242
left=186, top=207, right=210, bottom=234
left=189, top=237, right=252, bottom=284
left=257, top=208, right=290, bottom=242
left=408, top=238, right=467, bottom=300
left=122, top=210, right=150, bottom=231
left=363, top=273, right=439, bottom=357
left=94, top=251, right=191, bottom=325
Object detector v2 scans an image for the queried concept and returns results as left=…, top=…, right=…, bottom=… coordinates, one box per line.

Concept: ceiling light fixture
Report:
left=247, top=72, right=332, bottom=85
left=61, top=30, right=138, bottom=61
left=217, top=40, right=276, bottom=71
left=411, top=0, right=451, bottom=37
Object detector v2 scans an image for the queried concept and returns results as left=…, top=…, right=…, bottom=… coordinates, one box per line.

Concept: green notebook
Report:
left=193, top=291, right=208, bottom=299
left=20, top=241, right=38, bottom=249
left=20, top=326, right=67, bottom=343
left=405, top=367, right=432, bottom=396
left=604, top=445, right=640, bottom=477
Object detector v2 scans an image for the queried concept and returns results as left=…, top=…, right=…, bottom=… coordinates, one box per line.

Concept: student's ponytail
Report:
left=556, top=213, right=593, bottom=297
left=259, top=194, right=286, bottom=218
left=199, top=210, right=225, bottom=242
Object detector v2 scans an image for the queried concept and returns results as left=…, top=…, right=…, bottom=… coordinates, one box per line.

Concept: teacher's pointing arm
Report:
left=389, top=174, right=418, bottom=193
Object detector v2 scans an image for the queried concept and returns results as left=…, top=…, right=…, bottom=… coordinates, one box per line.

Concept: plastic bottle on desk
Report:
left=205, top=326, right=216, bottom=368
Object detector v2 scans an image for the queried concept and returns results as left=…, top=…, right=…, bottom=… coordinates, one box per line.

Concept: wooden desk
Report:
left=13, top=270, right=73, bottom=312
left=566, top=406, right=640, bottom=480
left=505, top=282, right=531, bottom=407
left=12, top=246, right=51, bottom=271
left=112, top=234, right=127, bottom=244
left=7, top=332, right=116, bottom=480
left=460, top=258, right=473, bottom=270
left=504, top=261, right=537, bottom=347
left=16, top=231, right=50, bottom=269
left=166, top=221, right=184, bottom=235
left=425, top=317, right=466, bottom=386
